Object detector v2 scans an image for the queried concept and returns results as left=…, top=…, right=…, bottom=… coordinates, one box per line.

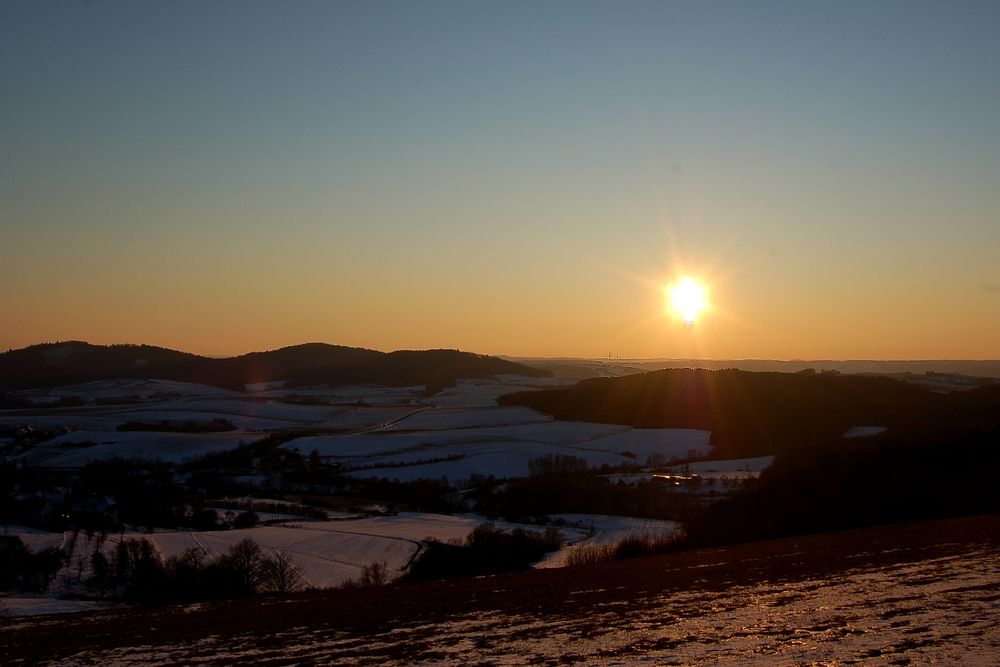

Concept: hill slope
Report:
left=4, top=513, right=999, bottom=665
left=499, top=368, right=1000, bottom=457
left=0, top=341, right=549, bottom=391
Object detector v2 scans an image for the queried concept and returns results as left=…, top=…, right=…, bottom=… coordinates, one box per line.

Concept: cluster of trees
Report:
left=342, top=477, right=460, bottom=514
left=89, top=537, right=303, bottom=603
left=5, top=431, right=463, bottom=535
left=472, top=474, right=700, bottom=522
left=1, top=462, right=62, bottom=530
left=71, top=459, right=186, bottom=530
left=407, top=523, right=564, bottom=580
left=473, top=423, right=1000, bottom=563
left=0, top=536, right=65, bottom=592
left=1, top=460, right=273, bottom=534
left=0, top=533, right=307, bottom=603
left=467, top=455, right=701, bottom=523
left=680, top=423, right=1000, bottom=548
left=527, top=453, right=590, bottom=477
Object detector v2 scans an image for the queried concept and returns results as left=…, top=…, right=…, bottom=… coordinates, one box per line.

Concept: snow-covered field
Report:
left=344, top=443, right=573, bottom=483
left=666, top=455, right=774, bottom=479
left=4, top=375, right=714, bottom=476
left=321, top=426, right=710, bottom=483
left=8, top=379, right=240, bottom=402
left=114, top=523, right=420, bottom=590
left=424, top=377, right=574, bottom=408
left=285, top=419, right=711, bottom=485
left=0, top=596, right=112, bottom=617
left=0, top=512, right=588, bottom=615
left=379, top=406, right=548, bottom=431
left=259, top=381, right=714, bottom=483
left=107, top=512, right=535, bottom=588
left=316, top=406, right=428, bottom=430
left=17, top=430, right=258, bottom=467
left=0, top=373, right=723, bottom=615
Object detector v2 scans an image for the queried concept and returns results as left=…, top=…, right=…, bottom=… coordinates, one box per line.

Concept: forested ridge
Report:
left=500, top=368, right=1000, bottom=457
left=0, top=341, right=549, bottom=391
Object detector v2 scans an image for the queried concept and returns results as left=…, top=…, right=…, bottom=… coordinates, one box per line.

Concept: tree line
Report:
left=0, top=534, right=305, bottom=603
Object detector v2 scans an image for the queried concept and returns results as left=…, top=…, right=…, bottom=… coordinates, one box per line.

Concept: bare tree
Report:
left=260, top=549, right=303, bottom=593
left=223, top=538, right=263, bottom=594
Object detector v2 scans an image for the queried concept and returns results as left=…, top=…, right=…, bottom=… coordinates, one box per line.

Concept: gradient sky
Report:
left=2, top=1, right=999, bottom=360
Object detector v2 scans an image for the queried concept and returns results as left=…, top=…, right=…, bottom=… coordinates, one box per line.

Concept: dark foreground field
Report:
left=4, top=513, right=1000, bottom=665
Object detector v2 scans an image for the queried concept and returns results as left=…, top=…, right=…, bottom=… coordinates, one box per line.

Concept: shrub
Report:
left=408, top=523, right=563, bottom=580
left=563, top=531, right=683, bottom=568
left=564, top=543, right=617, bottom=567
left=190, top=508, right=219, bottom=531
left=232, top=510, right=259, bottom=529
left=359, top=561, right=388, bottom=587
left=612, top=532, right=681, bottom=560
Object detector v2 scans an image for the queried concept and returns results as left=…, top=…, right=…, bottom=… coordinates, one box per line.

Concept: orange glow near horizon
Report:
left=3, top=5, right=1000, bottom=362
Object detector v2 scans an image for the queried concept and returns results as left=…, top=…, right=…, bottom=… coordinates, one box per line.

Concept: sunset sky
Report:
left=2, top=1, right=999, bottom=360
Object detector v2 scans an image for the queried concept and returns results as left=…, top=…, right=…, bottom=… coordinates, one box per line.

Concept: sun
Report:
left=668, top=276, right=707, bottom=328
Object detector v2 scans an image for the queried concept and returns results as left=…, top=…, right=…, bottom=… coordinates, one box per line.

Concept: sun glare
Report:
left=668, top=276, right=707, bottom=328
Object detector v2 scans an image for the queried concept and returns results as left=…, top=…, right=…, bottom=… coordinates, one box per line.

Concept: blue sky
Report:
left=2, top=1, right=999, bottom=358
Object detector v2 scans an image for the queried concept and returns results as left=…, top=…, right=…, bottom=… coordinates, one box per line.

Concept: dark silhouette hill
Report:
left=287, top=348, right=549, bottom=389
left=0, top=341, right=549, bottom=391
left=499, top=368, right=1000, bottom=458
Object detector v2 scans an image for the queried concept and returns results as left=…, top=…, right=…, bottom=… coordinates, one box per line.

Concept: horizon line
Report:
left=4, top=340, right=1000, bottom=365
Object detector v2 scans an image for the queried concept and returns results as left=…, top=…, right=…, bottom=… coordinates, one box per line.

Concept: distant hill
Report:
left=514, top=357, right=1000, bottom=379
left=0, top=341, right=550, bottom=391
left=499, top=368, right=1000, bottom=458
